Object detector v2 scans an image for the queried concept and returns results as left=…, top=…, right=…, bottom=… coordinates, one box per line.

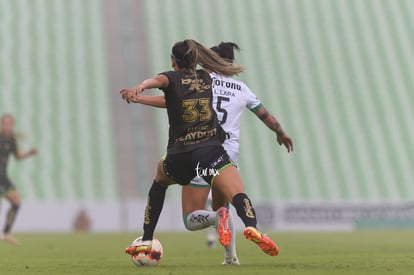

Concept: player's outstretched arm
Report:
left=254, top=106, right=293, bottom=152
left=136, top=96, right=166, bottom=108
left=120, top=75, right=169, bottom=103
left=15, top=148, right=37, bottom=160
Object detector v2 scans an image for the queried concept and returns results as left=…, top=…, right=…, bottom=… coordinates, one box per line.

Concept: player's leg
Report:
left=125, top=159, right=175, bottom=255
left=142, top=159, right=176, bottom=241
left=204, top=191, right=217, bottom=248
left=182, top=182, right=239, bottom=265
left=181, top=184, right=217, bottom=247
left=182, top=184, right=213, bottom=231
left=126, top=153, right=194, bottom=255
left=212, top=166, right=279, bottom=256
left=209, top=186, right=231, bottom=247
left=211, top=187, right=239, bottom=265
left=3, top=188, right=21, bottom=245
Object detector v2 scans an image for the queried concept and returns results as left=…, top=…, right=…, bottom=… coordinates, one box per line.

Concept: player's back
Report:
left=160, top=69, right=226, bottom=154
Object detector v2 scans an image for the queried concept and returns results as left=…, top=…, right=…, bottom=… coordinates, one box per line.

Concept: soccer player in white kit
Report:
left=132, top=42, right=293, bottom=265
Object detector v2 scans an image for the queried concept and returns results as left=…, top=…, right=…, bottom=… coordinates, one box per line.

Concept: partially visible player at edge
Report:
left=134, top=42, right=293, bottom=265
left=0, top=114, right=37, bottom=245
left=121, top=39, right=281, bottom=258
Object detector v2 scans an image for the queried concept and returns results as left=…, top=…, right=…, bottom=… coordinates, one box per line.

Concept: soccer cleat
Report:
left=222, top=256, right=240, bottom=266
left=125, top=239, right=152, bottom=256
left=244, top=227, right=279, bottom=256
left=2, top=233, right=20, bottom=246
left=216, top=207, right=231, bottom=247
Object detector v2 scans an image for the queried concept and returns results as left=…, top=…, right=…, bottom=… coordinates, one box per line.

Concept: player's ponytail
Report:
left=186, top=39, right=244, bottom=76
left=211, top=42, right=240, bottom=63
left=171, top=39, right=244, bottom=76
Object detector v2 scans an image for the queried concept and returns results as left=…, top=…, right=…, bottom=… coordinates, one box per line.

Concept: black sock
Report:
left=142, top=181, right=167, bottom=241
left=232, top=193, right=257, bottom=228
left=4, top=204, right=19, bottom=234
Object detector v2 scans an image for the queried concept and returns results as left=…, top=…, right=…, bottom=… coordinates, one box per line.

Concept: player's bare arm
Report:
left=254, top=106, right=293, bottom=153
left=120, top=75, right=169, bottom=103
left=14, top=148, right=37, bottom=160
left=135, top=95, right=166, bottom=108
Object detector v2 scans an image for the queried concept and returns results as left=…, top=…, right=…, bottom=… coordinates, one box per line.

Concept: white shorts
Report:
left=189, top=150, right=239, bottom=188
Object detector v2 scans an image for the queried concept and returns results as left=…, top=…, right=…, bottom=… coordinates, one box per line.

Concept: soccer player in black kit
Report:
left=0, top=114, right=37, bottom=245
left=120, top=39, right=279, bottom=257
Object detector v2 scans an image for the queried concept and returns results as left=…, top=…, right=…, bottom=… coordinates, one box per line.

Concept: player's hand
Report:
left=120, top=89, right=132, bottom=103
left=277, top=133, right=293, bottom=153
left=120, top=85, right=144, bottom=103
left=130, top=84, right=145, bottom=96
left=30, top=148, right=38, bottom=156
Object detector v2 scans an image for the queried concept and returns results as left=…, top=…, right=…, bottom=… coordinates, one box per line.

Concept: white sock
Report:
left=185, top=210, right=216, bottom=231
left=225, top=212, right=237, bottom=259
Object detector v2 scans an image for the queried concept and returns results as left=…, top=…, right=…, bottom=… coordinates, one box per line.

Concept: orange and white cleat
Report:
left=244, top=227, right=279, bottom=256
left=216, top=207, right=231, bottom=247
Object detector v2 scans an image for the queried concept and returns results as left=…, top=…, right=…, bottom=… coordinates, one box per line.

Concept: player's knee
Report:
left=11, top=204, right=20, bottom=212
left=154, top=167, right=174, bottom=187
left=154, top=178, right=170, bottom=188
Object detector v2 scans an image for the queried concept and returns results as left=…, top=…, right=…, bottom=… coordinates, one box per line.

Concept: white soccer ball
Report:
left=130, top=236, right=163, bottom=266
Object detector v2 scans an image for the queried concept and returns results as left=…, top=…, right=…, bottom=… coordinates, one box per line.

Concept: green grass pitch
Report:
left=0, top=231, right=413, bottom=274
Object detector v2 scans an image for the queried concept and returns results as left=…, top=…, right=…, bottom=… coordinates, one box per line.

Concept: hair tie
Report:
left=170, top=52, right=182, bottom=62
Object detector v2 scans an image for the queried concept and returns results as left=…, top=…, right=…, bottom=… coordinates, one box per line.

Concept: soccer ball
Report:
left=130, top=236, right=163, bottom=266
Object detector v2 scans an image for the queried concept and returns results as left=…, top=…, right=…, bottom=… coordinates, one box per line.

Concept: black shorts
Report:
left=0, top=175, right=16, bottom=197
left=163, top=145, right=234, bottom=186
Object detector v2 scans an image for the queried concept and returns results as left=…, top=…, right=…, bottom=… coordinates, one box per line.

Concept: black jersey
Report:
left=160, top=69, right=226, bottom=154
left=0, top=133, right=17, bottom=176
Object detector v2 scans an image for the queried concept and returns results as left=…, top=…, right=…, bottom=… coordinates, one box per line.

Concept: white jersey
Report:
left=189, top=72, right=262, bottom=187
left=210, top=72, right=262, bottom=164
